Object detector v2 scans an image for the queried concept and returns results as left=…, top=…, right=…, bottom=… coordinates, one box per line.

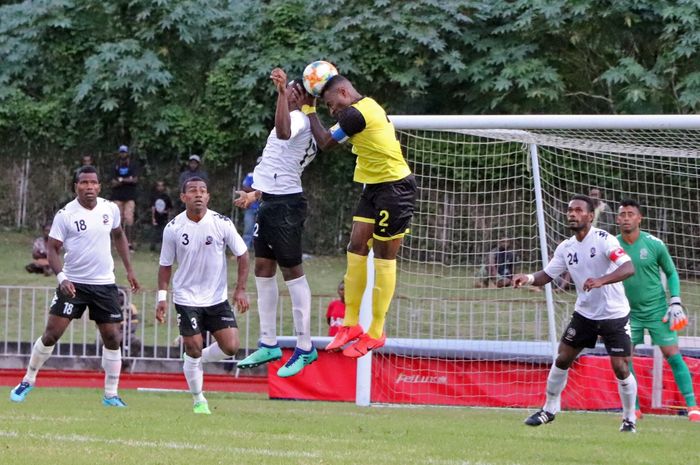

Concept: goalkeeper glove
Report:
left=662, top=296, right=688, bottom=331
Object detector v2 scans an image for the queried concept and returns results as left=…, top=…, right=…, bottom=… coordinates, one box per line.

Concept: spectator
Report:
left=110, top=145, right=139, bottom=250
left=476, top=238, right=515, bottom=288
left=117, top=287, right=140, bottom=356
left=326, top=281, right=346, bottom=336
left=25, top=222, right=52, bottom=276
left=178, top=154, right=209, bottom=190
left=240, top=156, right=262, bottom=250
left=72, top=154, right=95, bottom=192
left=589, top=187, right=613, bottom=229
left=150, top=180, right=173, bottom=252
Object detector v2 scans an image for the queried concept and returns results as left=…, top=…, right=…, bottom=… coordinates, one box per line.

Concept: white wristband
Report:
left=157, top=290, right=167, bottom=302
left=526, top=274, right=535, bottom=285
left=56, top=272, right=67, bottom=285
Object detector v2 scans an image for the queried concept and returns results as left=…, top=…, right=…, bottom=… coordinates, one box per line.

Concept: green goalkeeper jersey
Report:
left=617, top=231, right=681, bottom=321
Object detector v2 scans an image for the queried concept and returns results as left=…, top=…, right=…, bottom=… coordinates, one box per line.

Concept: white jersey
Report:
left=544, top=227, right=631, bottom=320
left=159, top=209, right=247, bottom=307
left=49, top=197, right=121, bottom=285
left=252, top=110, right=317, bottom=195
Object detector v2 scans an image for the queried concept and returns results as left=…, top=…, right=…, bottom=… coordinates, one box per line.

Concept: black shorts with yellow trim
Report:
left=353, top=175, right=417, bottom=241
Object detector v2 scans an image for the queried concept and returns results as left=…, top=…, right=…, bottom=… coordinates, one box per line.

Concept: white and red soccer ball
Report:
left=302, top=60, right=338, bottom=97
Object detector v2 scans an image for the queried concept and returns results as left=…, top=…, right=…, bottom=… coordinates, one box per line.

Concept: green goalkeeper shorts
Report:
left=630, top=315, right=678, bottom=347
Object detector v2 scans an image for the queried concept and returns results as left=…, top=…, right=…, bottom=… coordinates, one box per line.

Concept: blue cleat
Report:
left=277, top=347, right=318, bottom=378
left=102, top=395, right=127, bottom=407
left=10, top=381, right=33, bottom=403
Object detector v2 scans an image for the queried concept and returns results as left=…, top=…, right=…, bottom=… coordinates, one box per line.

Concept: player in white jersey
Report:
left=513, top=195, right=638, bottom=432
left=156, top=177, right=249, bottom=414
left=235, top=68, right=318, bottom=377
left=10, top=166, right=140, bottom=407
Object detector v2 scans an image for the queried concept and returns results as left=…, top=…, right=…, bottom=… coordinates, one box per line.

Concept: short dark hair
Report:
left=76, top=165, right=98, bottom=180
left=570, top=194, right=595, bottom=213
left=320, top=74, right=349, bottom=98
left=619, top=198, right=643, bottom=215
left=181, top=176, right=207, bottom=193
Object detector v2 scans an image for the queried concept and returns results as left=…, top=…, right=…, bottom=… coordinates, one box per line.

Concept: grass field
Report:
left=1, top=387, right=699, bottom=465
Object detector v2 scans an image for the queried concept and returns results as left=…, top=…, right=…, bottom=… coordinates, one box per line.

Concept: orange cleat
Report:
left=325, top=324, right=364, bottom=351
left=342, top=333, right=386, bottom=358
left=688, top=408, right=700, bottom=422
left=635, top=409, right=643, bottom=420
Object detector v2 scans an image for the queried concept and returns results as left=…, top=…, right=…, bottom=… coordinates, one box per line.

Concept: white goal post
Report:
left=355, top=115, right=700, bottom=411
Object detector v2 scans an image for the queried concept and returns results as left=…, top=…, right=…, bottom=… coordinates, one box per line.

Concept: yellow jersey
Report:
left=329, top=97, right=411, bottom=184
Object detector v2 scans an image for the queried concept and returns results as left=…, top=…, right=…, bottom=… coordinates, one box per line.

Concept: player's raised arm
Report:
left=582, top=239, right=635, bottom=291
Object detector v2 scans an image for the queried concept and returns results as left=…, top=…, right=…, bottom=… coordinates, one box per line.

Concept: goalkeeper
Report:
left=617, top=199, right=699, bottom=421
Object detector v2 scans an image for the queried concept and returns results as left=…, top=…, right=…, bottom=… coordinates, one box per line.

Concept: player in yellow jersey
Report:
left=295, top=75, right=417, bottom=357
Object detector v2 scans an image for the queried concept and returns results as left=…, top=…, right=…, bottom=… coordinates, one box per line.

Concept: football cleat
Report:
left=342, top=333, right=386, bottom=358
left=102, top=395, right=127, bottom=407
left=277, top=347, right=318, bottom=378
left=620, top=419, right=636, bottom=433
left=635, top=409, right=643, bottom=420
left=193, top=401, right=211, bottom=415
left=325, top=324, right=364, bottom=351
left=688, top=408, right=700, bottom=422
left=524, top=409, right=555, bottom=426
left=237, top=344, right=282, bottom=369
left=10, top=381, right=33, bottom=403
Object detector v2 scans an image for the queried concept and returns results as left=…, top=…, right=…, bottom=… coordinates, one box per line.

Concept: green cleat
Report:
left=237, top=345, right=282, bottom=369
left=193, top=401, right=211, bottom=415
left=277, top=347, right=318, bottom=378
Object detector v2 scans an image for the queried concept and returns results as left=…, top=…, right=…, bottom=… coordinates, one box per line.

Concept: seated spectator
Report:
left=326, top=281, right=346, bottom=336
left=178, top=154, right=209, bottom=189
left=476, top=238, right=515, bottom=288
left=25, top=222, right=52, bottom=276
left=150, top=180, right=173, bottom=251
left=118, top=287, right=140, bottom=355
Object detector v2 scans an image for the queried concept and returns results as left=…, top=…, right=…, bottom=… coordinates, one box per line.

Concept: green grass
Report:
left=0, top=387, right=698, bottom=465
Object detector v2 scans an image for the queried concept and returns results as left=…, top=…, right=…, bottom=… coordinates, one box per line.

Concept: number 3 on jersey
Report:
left=567, top=252, right=578, bottom=265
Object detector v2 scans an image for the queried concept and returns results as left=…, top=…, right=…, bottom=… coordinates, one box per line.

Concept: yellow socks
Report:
left=342, top=252, right=367, bottom=327
left=368, top=258, right=396, bottom=338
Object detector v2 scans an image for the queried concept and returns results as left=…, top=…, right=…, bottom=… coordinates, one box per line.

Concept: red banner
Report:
left=268, top=349, right=356, bottom=402
left=268, top=350, right=700, bottom=414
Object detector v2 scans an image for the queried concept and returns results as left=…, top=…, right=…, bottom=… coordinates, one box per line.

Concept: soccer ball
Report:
left=302, top=60, right=338, bottom=97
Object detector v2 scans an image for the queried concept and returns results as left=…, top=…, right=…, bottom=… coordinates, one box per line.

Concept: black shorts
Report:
left=354, top=175, right=417, bottom=240
left=561, top=312, right=632, bottom=356
left=174, top=301, right=238, bottom=337
left=49, top=283, right=123, bottom=324
left=253, top=193, right=307, bottom=268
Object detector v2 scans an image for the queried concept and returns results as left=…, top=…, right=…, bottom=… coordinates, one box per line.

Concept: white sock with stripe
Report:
left=23, top=337, right=55, bottom=384
left=286, top=275, right=312, bottom=351
left=183, top=354, right=206, bottom=403
left=618, top=374, right=638, bottom=422
left=102, top=347, right=122, bottom=398
left=256, top=276, right=279, bottom=347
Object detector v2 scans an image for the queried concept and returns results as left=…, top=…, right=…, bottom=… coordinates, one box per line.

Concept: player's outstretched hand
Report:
left=270, top=68, right=287, bottom=93
left=512, top=274, right=530, bottom=288
left=155, top=300, right=168, bottom=324
left=59, top=279, right=76, bottom=298
left=234, top=190, right=254, bottom=209
left=290, top=81, right=316, bottom=107
left=583, top=277, right=604, bottom=291
left=127, top=272, right=140, bottom=293
left=663, top=297, right=688, bottom=331
left=232, top=289, right=249, bottom=314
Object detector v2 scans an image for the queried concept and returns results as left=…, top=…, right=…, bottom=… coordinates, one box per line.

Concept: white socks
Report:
left=256, top=276, right=279, bottom=346
left=201, top=342, right=229, bottom=363
left=183, top=354, right=206, bottom=403
left=286, top=275, right=312, bottom=351
left=23, top=337, right=55, bottom=384
left=543, top=365, right=569, bottom=414
left=101, top=347, right=122, bottom=398
left=618, top=374, right=638, bottom=422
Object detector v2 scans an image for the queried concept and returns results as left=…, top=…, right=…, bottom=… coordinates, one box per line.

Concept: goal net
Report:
left=370, top=116, right=700, bottom=413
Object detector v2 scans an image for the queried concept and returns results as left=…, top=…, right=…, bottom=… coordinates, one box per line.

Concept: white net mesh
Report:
left=374, top=127, right=700, bottom=410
